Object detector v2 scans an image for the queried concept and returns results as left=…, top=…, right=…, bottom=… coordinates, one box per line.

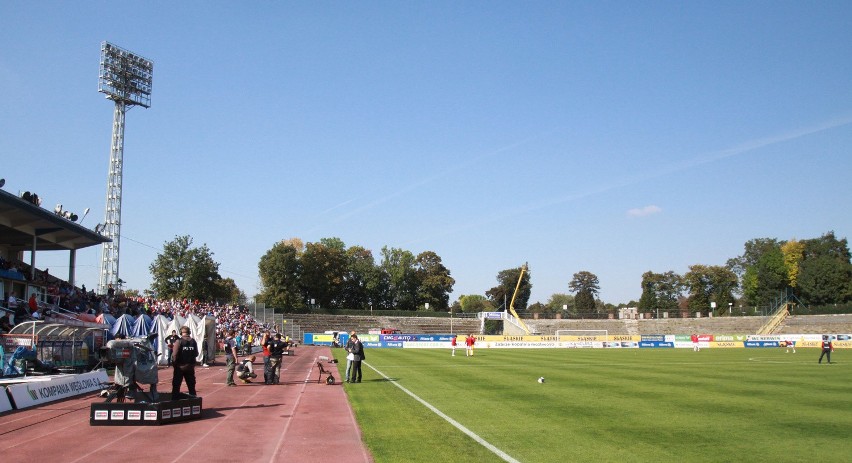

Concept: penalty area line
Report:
left=365, top=362, right=521, bottom=463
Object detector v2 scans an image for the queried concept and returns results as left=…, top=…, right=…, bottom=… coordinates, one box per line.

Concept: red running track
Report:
left=0, top=345, right=372, bottom=463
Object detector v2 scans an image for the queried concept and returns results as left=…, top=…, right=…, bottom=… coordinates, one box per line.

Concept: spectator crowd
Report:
left=1, top=258, right=269, bottom=350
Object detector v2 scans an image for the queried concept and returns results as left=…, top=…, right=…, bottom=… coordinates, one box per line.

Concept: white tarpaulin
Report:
left=152, top=314, right=215, bottom=365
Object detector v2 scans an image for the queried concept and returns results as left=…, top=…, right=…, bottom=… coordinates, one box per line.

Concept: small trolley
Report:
left=315, top=360, right=336, bottom=385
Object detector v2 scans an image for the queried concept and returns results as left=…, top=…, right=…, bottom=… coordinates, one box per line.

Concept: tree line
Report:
left=146, top=231, right=852, bottom=314
left=255, top=238, right=455, bottom=311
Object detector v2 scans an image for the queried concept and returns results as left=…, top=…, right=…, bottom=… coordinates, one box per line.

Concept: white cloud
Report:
left=627, top=205, right=662, bottom=217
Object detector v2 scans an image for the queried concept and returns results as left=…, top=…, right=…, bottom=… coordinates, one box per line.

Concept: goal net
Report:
left=555, top=330, right=608, bottom=342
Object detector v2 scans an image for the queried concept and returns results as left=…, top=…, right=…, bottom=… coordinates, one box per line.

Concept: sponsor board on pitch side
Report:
left=710, top=341, right=742, bottom=348
left=639, top=341, right=674, bottom=348
left=7, top=369, right=109, bottom=409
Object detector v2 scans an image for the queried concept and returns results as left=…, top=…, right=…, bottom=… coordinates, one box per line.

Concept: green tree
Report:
left=684, top=265, right=738, bottom=315
left=569, top=271, right=600, bottom=314
left=798, top=231, right=852, bottom=305
left=638, top=271, right=684, bottom=315
left=415, top=251, right=455, bottom=311
left=486, top=266, right=532, bottom=312
left=149, top=235, right=227, bottom=301
left=380, top=246, right=419, bottom=310
left=301, top=238, right=348, bottom=308
left=216, top=277, right=246, bottom=305
left=457, top=294, right=494, bottom=313
left=341, top=245, right=380, bottom=310
left=727, top=238, right=782, bottom=277
left=257, top=240, right=303, bottom=309
left=545, top=293, right=575, bottom=316
left=742, top=246, right=788, bottom=308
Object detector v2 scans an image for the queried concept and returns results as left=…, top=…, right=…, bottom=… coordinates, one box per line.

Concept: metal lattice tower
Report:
left=97, top=41, right=153, bottom=295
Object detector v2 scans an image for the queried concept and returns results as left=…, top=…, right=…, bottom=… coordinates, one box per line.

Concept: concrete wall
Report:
left=284, top=313, right=852, bottom=337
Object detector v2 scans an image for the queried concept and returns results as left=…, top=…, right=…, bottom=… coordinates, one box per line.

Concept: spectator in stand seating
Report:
left=9, top=292, right=29, bottom=324
left=29, top=293, right=38, bottom=314
left=0, top=315, right=12, bottom=334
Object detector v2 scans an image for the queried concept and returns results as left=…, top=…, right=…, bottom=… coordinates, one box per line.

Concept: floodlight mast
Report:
left=97, top=41, right=153, bottom=295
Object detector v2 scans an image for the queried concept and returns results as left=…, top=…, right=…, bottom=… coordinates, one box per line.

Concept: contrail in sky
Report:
left=331, top=131, right=551, bottom=223
left=401, top=112, right=852, bottom=246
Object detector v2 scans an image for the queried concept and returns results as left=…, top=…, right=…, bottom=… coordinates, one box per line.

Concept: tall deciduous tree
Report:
left=150, top=235, right=228, bottom=301
left=216, top=278, right=246, bottom=305
left=257, top=240, right=303, bottom=309
left=798, top=231, right=852, bottom=305
left=415, top=251, right=455, bottom=310
left=341, top=246, right=380, bottom=310
left=638, top=271, right=684, bottom=315
left=486, top=266, right=532, bottom=312
left=569, top=271, right=600, bottom=313
left=380, top=246, right=419, bottom=310
left=684, top=265, right=738, bottom=315
left=545, top=293, right=575, bottom=316
left=781, top=239, right=804, bottom=288
left=727, top=238, right=782, bottom=277
left=742, top=246, right=789, bottom=308
left=301, top=238, right=348, bottom=308
left=457, top=294, right=493, bottom=313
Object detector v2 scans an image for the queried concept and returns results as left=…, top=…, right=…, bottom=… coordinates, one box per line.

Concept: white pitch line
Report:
left=365, top=362, right=521, bottom=463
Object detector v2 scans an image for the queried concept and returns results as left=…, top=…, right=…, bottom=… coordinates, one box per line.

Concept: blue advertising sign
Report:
left=380, top=334, right=454, bottom=342
left=745, top=341, right=779, bottom=348
left=639, top=341, right=674, bottom=348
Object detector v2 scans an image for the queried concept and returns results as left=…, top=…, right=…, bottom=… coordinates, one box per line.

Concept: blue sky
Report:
left=2, top=1, right=851, bottom=305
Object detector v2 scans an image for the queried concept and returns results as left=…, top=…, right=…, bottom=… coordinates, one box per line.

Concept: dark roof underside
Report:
left=0, top=189, right=109, bottom=251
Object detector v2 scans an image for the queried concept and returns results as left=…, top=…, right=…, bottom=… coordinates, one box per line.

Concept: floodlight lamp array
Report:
left=98, top=41, right=153, bottom=108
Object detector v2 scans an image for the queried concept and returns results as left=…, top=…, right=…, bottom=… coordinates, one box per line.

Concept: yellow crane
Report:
left=506, top=263, right=532, bottom=335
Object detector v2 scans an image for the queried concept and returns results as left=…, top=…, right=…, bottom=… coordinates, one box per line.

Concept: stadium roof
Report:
left=0, top=188, right=109, bottom=251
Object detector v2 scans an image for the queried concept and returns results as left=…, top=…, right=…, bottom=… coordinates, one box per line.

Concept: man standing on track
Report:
left=225, top=329, right=239, bottom=386
left=260, top=331, right=271, bottom=384
left=350, top=334, right=365, bottom=383
left=818, top=335, right=834, bottom=364
left=171, top=326, right=198, bottom=396
left=266, top=333, right=286, bottom=384
left=345, top=330, right=356, bottom=382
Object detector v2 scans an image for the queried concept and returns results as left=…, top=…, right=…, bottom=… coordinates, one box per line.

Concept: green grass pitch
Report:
left=334, top=347, right=850, bottom=462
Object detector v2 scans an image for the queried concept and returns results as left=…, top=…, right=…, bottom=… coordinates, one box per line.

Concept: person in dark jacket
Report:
left=171, top=326, right=198, bottom=396
left=350, top=334, right=365, bottom=383
left=266, top=333, right=287, bottom=384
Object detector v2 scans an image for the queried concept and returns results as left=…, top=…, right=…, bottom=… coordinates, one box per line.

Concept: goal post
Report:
left=555, top=330, right=608, bottom=342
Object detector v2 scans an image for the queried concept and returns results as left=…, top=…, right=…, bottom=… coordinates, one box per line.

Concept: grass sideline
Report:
left=334, top=347, right=851, bottom=462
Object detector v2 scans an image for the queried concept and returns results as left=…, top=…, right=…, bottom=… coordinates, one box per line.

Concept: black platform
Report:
left=90, top=393, right=203, bottom=426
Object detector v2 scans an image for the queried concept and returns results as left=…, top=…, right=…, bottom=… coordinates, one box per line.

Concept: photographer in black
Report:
left=265, top=333, right=287, bottom=385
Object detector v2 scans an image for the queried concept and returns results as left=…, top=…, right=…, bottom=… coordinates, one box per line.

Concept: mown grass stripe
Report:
left=365, top=361, right=522, bottom=463
left=338, top=348, right=851, bottom=462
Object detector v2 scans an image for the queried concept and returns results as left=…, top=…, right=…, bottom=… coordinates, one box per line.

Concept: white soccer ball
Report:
left=537, top=377, right=545, bottom=383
